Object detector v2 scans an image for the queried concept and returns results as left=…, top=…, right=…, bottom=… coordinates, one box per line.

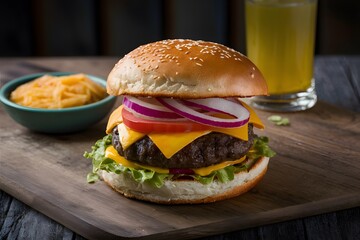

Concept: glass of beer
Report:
left=245, top=0, right=317, bottom=111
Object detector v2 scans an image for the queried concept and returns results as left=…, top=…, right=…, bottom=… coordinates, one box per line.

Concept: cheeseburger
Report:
left=84, top=39, right=275, bottom=204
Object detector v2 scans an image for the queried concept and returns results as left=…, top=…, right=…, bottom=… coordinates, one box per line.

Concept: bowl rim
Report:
left=0, top=72, right=116, bottom=113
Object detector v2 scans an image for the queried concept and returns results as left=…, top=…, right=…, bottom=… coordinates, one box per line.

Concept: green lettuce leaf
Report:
left=84, top=134, right=276, bottom=188
left=83, top=134, right=172, bottom=187
left=247, top=136, right=276, bottom=160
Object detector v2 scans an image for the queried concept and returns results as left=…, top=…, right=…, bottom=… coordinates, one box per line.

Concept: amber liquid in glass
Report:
left=246, top=0, right=317, bottom=95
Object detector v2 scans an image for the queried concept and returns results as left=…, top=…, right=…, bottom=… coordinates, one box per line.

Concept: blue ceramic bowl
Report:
left=0, top=72, right=116, bottom=133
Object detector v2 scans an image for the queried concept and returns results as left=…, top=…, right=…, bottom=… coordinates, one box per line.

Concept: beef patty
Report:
left=112, top=124, right=255, bottom=169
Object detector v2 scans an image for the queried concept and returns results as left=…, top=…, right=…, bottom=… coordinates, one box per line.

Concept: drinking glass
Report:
left=245, top=0, right=318, bottom=111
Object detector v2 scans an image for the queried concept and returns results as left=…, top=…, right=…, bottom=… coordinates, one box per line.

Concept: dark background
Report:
left=1, top=0, right=360, bottom=57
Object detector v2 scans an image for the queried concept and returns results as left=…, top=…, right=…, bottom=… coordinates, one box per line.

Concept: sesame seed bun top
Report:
left=107, top=39, right=268, bottom=98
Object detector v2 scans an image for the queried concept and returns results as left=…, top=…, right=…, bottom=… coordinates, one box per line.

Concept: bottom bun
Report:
left=101, top=156, right=269, bottom=204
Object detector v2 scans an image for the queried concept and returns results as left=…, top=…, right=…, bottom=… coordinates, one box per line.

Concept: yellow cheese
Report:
left=193, top=156, right=246, bottom=176
left=105, top=145, right=169, bottom=174
left=212, top=124, right=249, bottom=141
left=241, top=100, right=264, bottom=129
left=106, top=105, right=123, bottom=134
left=149, top=131, right=210, bottom=159
left=117, top=123, right=249, bottom=158
left=105, top=146, right=247, bottom=176
left=117, top=123, right=145, bottom=150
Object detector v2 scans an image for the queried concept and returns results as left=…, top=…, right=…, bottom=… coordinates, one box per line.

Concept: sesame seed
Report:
left=196, top=63, right=202, bottom=66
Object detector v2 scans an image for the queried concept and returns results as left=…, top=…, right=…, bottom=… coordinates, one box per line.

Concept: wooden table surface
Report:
left=0, top=56, right=359, bottom=240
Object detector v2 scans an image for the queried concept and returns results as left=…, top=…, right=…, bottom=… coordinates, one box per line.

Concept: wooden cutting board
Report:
left=0, top=98, right=359, bottom=239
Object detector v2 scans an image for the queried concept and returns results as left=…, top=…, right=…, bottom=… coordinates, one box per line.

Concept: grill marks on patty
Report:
left=112, top=125, right=255, bottom=169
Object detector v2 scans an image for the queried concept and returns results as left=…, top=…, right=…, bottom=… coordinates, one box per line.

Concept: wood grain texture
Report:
left=1, top=101, right=359, bottom=240
left=0, top=191, right=84, bottom=240
left=315, top=56, right=360, bottom=112
left=0, top=58, right=359, bottom=239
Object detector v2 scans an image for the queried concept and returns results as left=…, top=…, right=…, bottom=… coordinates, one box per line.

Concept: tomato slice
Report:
left=122, top=108, right=212, bottom=133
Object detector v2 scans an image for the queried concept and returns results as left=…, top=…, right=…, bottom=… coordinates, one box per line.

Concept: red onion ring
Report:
left=157, top=98, right=249, bottom=128
left=123, top=96, right=182, bottom=119
left=181, top=99, right=234, bottom=116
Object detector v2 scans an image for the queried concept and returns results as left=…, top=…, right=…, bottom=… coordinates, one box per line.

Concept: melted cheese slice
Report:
left=148, top=130, right=211, bottom=158
left=241, top=100, right=264, bottom=129
left=105, top=145, right=168, bottom=174
left=105, top=145, right=246, bottom=176
left=106, top=105, right=123, bottom=134
left=106, top=101, right=264, bottom=158
left=117, top=123, right=144, bottom=148
left=117, top=123, right=250, bottom=159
